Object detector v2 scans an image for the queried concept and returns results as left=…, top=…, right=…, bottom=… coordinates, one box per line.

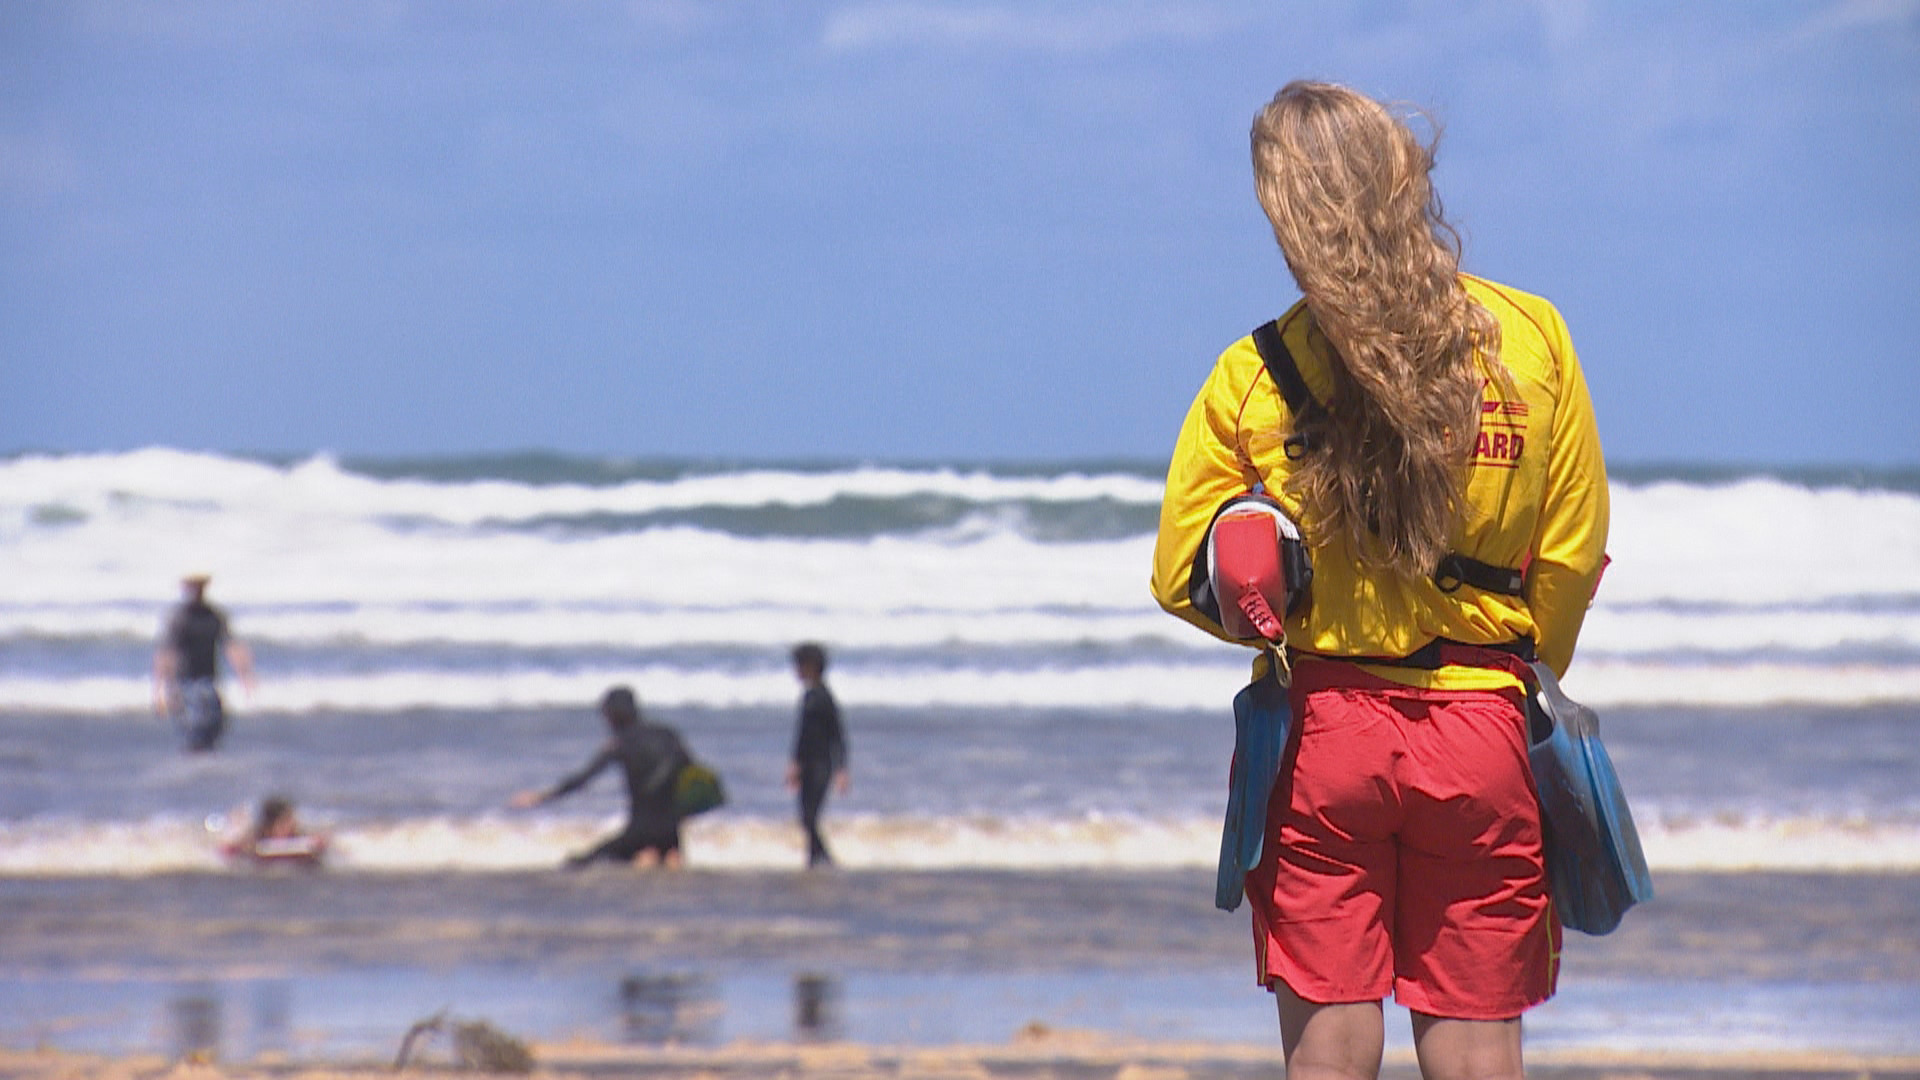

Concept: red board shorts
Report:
left=1246, top=658, right=1560, bottom=1020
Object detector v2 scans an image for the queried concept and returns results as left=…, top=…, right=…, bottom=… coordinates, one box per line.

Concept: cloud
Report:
left=821, top=1, right=1236, bottom=54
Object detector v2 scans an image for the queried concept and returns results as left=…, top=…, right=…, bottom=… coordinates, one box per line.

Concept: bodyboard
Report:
left=1526, top=661, right=1654, bottom=934
left=1217, top=670, right=1292, bottom=911
left=224, top=834, right=327, bottom=868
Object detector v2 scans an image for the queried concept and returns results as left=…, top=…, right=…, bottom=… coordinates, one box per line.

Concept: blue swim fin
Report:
left=1525, top=662, right=1654, bottom=935
left=1217, top=669, right=1292, bottom=912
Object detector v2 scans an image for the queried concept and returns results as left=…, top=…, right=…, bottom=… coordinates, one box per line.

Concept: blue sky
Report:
left=3, top=1, right=1916, bottom=465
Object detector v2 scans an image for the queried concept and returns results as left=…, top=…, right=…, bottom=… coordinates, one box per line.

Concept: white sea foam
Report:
left=1, top=809, right=1913, bottom=876
left=2, top=515, right=1150, bottom=613
left=9, top=595, right=1920, bottom=658
left=1, top=665, right=1250, bottom=713
left=1602, top=478, right=1920, bottom=605
left=6, top=452, right=1918, bottom=612
left=6, top=657, right=1918, bottom=714
left=1636, top=813, right=1920, bottom=873
left=7, top=451, right=1920, bottom=710
left=0, top=602, right=1184, bottom=651
left=0, top=448, right=1167, bottom=526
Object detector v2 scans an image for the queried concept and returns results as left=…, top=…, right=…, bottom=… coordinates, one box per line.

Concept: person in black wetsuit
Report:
left=152, top=574, right=255, bottom=753
left=510, top=686, right=692, bottom=869
left=785, top=642, right=849, bottom=868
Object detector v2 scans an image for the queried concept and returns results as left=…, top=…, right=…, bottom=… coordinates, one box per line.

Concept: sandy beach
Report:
left=5, top=1041, right=1920, bottom=1079
left=4, top=868, right=1918, bottom=1077
left=7, top=869, right=1919, bottom=983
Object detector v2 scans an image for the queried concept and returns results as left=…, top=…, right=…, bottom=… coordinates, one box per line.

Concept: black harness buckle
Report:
left=1249, top=320, right=1529, bottom=602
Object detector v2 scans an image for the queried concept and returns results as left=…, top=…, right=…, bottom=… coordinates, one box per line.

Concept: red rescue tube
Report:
left=1210, top=508, right=1291, bottom=641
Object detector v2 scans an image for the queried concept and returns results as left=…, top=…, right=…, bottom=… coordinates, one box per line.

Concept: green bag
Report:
left=673, top=761, right=726, bottom=817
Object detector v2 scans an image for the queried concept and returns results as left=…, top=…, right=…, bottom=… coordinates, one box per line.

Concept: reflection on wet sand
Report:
left=617, top=972, right=719, bottom=1044
left=610, top=967, right=847, bottom=1045
left=163, top=980, right=296, bottom=1062
left=6, top=870, right=1916, bottom=1061
left=247, top=980, right=292, bottom=1058
left=793, top=972, right=842, bottom=1041
left=165, top=987, right=220, bottom=1060
left=159, top=968, right=850, bottom=1054
left=614, top=970, right=846, bottom=1043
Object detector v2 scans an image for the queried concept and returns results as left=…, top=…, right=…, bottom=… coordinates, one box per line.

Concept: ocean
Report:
left=1, top=449, right=1917, bottom=1061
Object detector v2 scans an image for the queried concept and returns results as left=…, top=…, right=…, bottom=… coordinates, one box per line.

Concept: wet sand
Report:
left=2, top=869, right=1917, bottom=1074
left=5, top=868, right=1917, bottom=981
left=4, top=1043, right=1920, bottom=1079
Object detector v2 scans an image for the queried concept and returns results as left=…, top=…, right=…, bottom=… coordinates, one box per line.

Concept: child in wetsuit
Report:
left=785, top=642, right=850, bottom=868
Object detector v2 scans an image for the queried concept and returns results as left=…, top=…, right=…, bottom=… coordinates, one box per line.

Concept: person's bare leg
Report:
left=661, top=848, right=684, bottom=871
left=1410, top=1012, right=1523, bottom=1080
left=1275, top=983, right=1384, bottom=1080
left=631, top=849, right=660, bottom=870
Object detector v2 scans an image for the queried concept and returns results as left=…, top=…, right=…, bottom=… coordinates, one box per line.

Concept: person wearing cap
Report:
left=152, top=574, right=256, bottom=752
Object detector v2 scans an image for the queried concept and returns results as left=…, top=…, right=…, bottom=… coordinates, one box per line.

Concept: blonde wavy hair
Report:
left=1251, top=80, right=1500, bottom=580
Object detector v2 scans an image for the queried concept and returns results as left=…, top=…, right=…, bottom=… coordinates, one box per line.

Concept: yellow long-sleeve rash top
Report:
left=1150, top=276, right=1610, bottom=690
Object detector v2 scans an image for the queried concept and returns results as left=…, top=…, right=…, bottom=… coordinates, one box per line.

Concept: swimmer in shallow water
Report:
left=222, top=795, right=328, bottom=867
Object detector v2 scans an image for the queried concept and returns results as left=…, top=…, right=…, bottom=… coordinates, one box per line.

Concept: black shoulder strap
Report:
left=1246, top=320, right=1526, bottom=599
left=1250, top=320, right=1320, bottom=460
left=1251, top=320, right=1319, bottom=421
